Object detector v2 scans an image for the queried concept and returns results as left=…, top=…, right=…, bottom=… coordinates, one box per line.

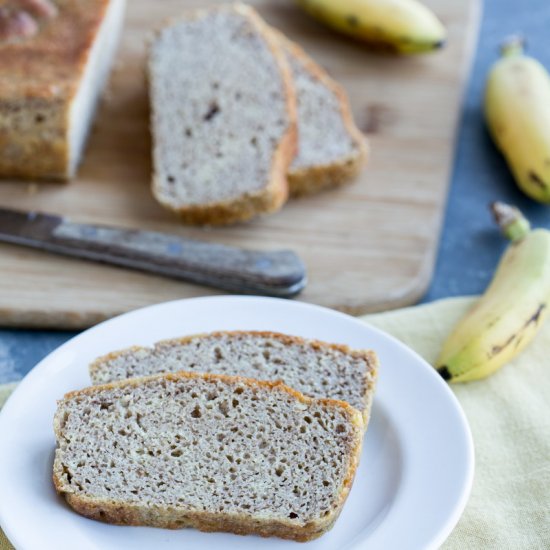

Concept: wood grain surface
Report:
left=0, top=0, right=481, bottom=329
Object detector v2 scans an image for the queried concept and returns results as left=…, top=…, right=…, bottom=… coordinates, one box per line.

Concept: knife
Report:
left=0, top=207, right=307, bottom=297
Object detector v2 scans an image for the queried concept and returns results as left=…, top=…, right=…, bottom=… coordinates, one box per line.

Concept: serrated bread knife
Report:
left=0, top=207, right=307, bottom=297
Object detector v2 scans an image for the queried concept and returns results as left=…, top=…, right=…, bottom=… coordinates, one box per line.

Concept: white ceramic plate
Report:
left=0, top=296, right=473, bottom=550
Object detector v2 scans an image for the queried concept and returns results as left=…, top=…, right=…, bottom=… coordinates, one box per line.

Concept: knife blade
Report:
left=0, top=207, right=307, bottom=297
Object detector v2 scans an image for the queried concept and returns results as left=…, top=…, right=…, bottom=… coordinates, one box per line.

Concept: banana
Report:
left=295, top=0, right=446, bottom=54
left=436, top=203, right=550, bottom=383
left=484, top=37, right=550, bottom=202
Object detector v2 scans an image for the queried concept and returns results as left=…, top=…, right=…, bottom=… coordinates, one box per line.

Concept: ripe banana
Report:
left=485, top=38, right=550, bottom=202
left=295, top=0, right=446, bottom=54
left=436, top=203, right=550, bottom=383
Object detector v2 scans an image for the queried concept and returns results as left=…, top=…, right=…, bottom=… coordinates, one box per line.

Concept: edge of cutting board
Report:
left=0, top=0, right=483, bottom=329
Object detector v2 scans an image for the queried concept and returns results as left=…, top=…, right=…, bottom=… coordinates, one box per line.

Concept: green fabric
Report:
left=364, top=297, right=550, bottom=549
left=0, top=384, right=16, bottom=410
left=0, top=296, right=549, bottom=548
left=0, top=383, right=16, bottom=550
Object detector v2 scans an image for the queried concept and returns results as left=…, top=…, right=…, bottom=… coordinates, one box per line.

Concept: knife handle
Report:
left=0, top=209, right=307, bottom=297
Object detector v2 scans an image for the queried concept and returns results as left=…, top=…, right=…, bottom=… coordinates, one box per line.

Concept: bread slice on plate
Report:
left=273, top=31, right=368, bottom=197
left=0, top=0, right=126, bottom=180
left=53, top=371, right=364, bottom=542
left=148, top=4, right=297, bottom=225
left=89, top=330, right=379, bottom=424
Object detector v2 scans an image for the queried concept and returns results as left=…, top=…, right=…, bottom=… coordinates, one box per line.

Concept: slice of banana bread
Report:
left=148, top=4, right=297, bottom=225
left=274, top=31, right=368, bottom=197
left=53, top=371, right=364, bottom=541
left=89, top=331, right=379, bottom=424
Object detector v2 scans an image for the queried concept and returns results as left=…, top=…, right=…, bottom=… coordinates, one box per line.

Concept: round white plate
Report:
left=0, top=296, right=473, bottom=550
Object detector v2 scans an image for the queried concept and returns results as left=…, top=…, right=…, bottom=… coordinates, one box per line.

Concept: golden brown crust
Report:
left=0, top=97, right=70, bottom=180
left=157, top=174, right=290, bottom=226
left=60, top=492, right=339, bottom=541
left=0, top=1, right=110, bottom=97
left=272, top=30, right=369, bottom=197
left=0, top=0, right=111, bottom=180
left=288, top=153, right=365, bottom=198
left=90, top=330, right=377, bottom=370
left=54, top=370, right=364, bottom=541
left=149, top=4, right=297, bottom=226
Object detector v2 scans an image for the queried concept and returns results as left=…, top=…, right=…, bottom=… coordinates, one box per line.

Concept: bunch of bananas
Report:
left=485, top=38, right=550, bottom=202
left=295, top=0, right=446, bottom=54
left=436, top=203, right=550, bottom=383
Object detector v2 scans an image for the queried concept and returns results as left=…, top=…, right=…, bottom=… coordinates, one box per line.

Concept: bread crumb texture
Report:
left=150, top=6, right=292, bottom=207
left=53, top=372, right=363, bottom=541
left=286, top=47, right=358, bottom=170
left=90, top=331, right=378, bottom=419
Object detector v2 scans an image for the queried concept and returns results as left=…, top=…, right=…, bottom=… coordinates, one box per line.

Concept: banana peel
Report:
left=295, top=0, right=446, bottom=54
left=436, top=203, right=550, bottom=383
left=485, top=37, right=550, bottom=202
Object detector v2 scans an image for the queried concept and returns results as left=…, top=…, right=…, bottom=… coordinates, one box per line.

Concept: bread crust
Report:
left=88, top=329, right=379, bottom=424
left=272, top=31, right=369, bottom=197
left=0, top=0, right=112, bottom=180
left=59, top=493, right=340, bottom=542
left=53, top=370, right=364, bottom=542
left=149, top=4, right=297, bottom=225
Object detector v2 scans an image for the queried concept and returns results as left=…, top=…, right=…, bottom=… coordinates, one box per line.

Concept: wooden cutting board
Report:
left=0, top=0, right=480, bottom=329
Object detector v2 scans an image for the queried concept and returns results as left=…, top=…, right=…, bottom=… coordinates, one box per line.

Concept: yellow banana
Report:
left=295, top=0, right=446, bottom=54
left=485, top=38, right=550, bottom=202
left=436, top=203, right=550, bottom=383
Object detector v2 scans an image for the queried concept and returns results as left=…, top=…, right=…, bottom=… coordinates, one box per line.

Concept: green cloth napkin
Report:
left=365, top=297, right=550, bottom=549
left=0, top=384, right=16, bottom=550
left=0, top=297, right=548, bottom=549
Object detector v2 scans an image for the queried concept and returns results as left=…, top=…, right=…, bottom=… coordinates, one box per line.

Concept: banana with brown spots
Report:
left=436, top=203, right=550, bottom=382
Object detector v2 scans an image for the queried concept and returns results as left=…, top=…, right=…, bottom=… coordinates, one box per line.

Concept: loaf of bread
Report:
left=53, top=371, right=364, bottom=541
left=0, top=0, right=125, bottom=180
left=89, top=331, right=378, bottom=423
left=148, top=4, right=297, bottom=225
left=274, top=31, right=368, bottom=197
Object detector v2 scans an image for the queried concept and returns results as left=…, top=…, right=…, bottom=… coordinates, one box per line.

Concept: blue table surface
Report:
left=2, top=0, right=549, bottom=384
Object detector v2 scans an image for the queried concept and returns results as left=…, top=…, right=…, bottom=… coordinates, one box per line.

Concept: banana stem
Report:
left=500, top=35, right=525, bottom=58
left=491, top=202, right=531, bottom=242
